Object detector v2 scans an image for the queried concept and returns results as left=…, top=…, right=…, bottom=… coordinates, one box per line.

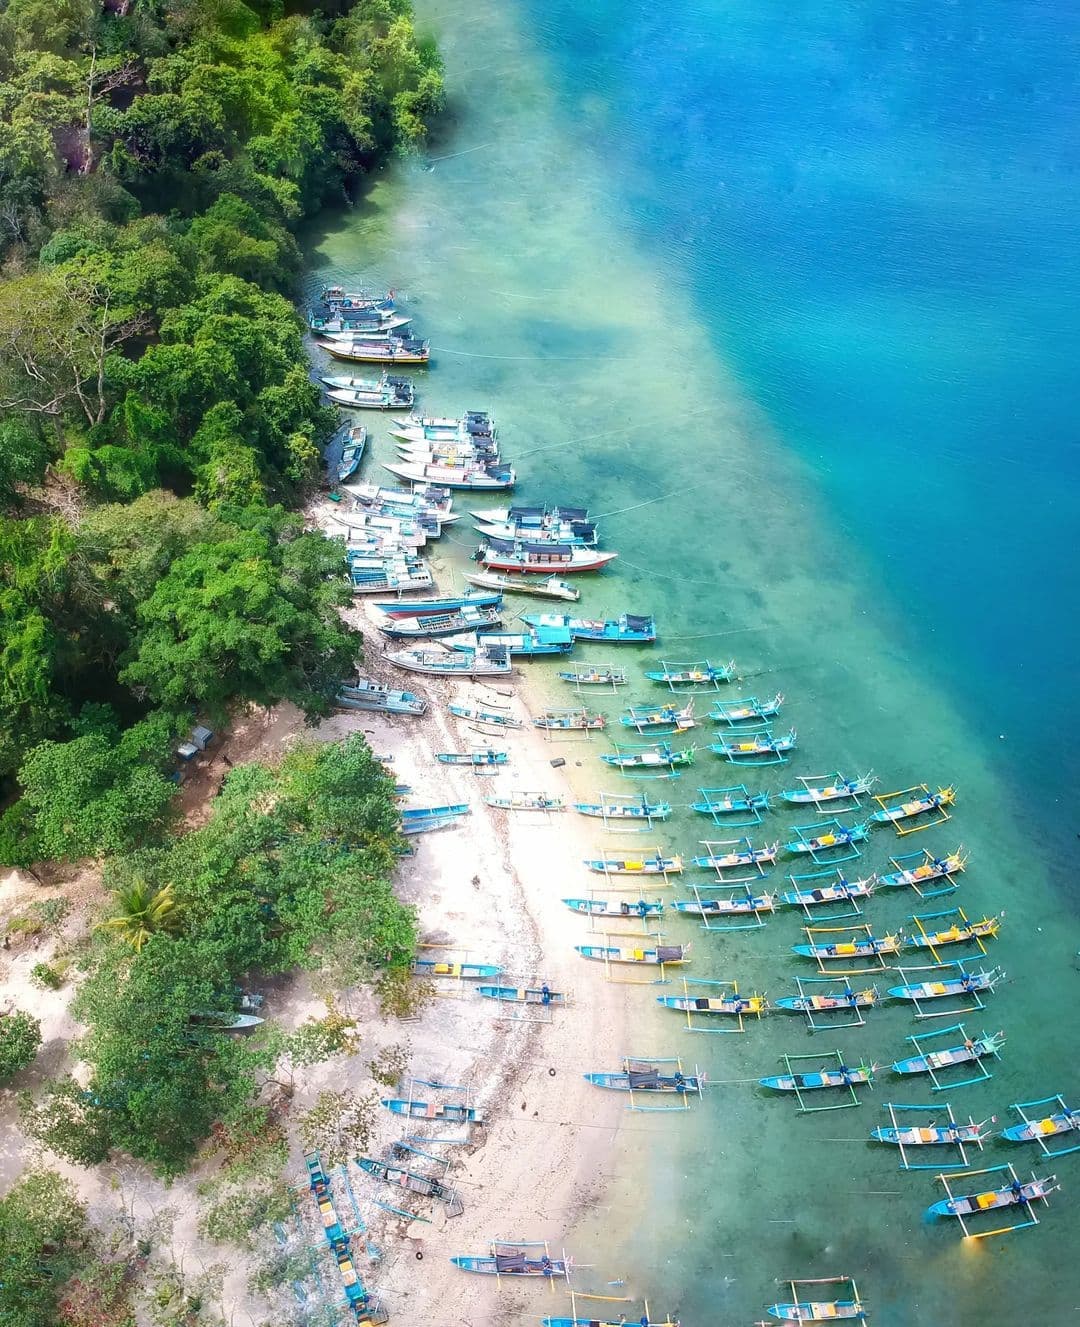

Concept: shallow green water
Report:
left=305, top=2, right=1080, bottom=1320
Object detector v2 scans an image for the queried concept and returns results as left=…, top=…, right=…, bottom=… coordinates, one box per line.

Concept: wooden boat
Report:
left=709, top=692, right=784, bottom=723
left=657, top=991, right=767, bottom=1016
left=870, top=786, right=956, bottom=826
left=709, top=728, right=797, bottom=763
left=351, top=483, right=456, bottom=522
left=780, top=772, right=876, bottom=805
left=337, top=429, right=368, bottom=481
left=400, top=804, right=470, bottom=835
left=477, top=538, right=618, bottom=574
left=879, top=850, right=967, bottom=890
left=887, top=968, right=1002, bottom=1002
left=573, top=796, right=670, bottom=819
left=380, top=1098, right=483, bottom=1122
left=575, top=943, right=687, bottom=966
left=318, top=285, right=396, bottom=313
left=1002, top=1099, right=1080, bottom=1147
left=871, top=1119, right=988, bottom=1149
left=464, top=570, right=580, bottom=602
left=357, top=1157, right=455, bottom=1202
left=600, top=742, right=696, bottom=770
left=793, top=933, right=901, bottom=960
left=563, top=897, right=663, bottom=917
left=908, top=916, right=1000, bottom=949
left=475, top=517, right=597, bottom=546
left=392, top=411, right=494, bottom=442
left=484, top=792, right=565, bottom=811
left=322, top=373, right=415, bottom=410
left=467, top=626, right=574, bottom=656
left=471, top=502, right=589, bottom=528
left=766, top=1298, right=867, bottom=1321
left=585, top=1063, right=703, bottom=1093
left=395, top=439, right=501, bottom=466
left=644, top=659, right=736, bottom=686
left=927, top=1174, right=1058, bottom=1221
left=373, top=593, right=500, bottom=618
left=384, top=460, right=515, bottom=490
left=386, top=644, right=512, bottom=677
left=622, top=701, right=695, bottom=731
left=448, top=703, right=522, bottom=729
left=477, top=984, right=566, bottom=1006
left=775, top=986, right=878, bottom=1015
left=781, top=876, right=875, bottom=909
left=893, top=1030, right=1005, bottom=1076
left=411, top=959, right=502, bottom=979
left=584, top=853, right=683, bottom=875
left=534, top=709, right=606, bottom=730
left=379, top=604, right=500, bottom=639
left=689, top=787, right=770, bottom=817
left=317, top=334, right=430, bottom=364
left=785, top=822, right=871, bottom=855
left=350, top=560, right=434, bottom=595
left=521, top=612, right=656, bottom=644
left=673, top=892, right=778, bottom=919
left=451, top=1243, right=569, bottom=1277
left=557, top=665, right=627, bottom=685
left=436, top=749, right=508, bottom=766
left=335, top=680, right=427, bottom=715
left=691, top=840, right=779, bottom=870
left=760, top=1064, right=875, bottom=1093
left=543, top=1316, right=675, bottom=1327
left=190, top=1011, right=264, bottom=1030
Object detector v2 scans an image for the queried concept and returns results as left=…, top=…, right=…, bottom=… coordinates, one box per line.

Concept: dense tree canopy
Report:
left=0, top=1169, right=85, bottom=1327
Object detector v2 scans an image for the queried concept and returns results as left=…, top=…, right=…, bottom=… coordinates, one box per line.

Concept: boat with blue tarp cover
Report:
left=521, top=613, right=656, bottom=642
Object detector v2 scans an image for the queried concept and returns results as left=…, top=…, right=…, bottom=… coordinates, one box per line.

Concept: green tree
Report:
left=0, top=1008, right=41, bottom=1081
left=98, top=878, right=182, bottom=952
left=0, top=1169, right=85, bottom=1327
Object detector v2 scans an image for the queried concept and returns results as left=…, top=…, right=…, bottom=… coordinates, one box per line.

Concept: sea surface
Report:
left=305, top=1, right=1080, bottom=1320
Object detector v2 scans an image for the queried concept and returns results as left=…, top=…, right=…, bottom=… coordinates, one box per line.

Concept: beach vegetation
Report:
left=0, top=1168, right=86, bottom=1327
left=0, top=1008, right=42, bottom=1080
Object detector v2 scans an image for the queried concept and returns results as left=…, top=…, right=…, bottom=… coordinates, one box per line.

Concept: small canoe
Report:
left=673, top=893, right=777, bottom=918
left=887, top=969, right=1001, bottom=1002
left=448, top=703, right=523, bottom=729
left=766, top=1299, right=867, bottom=1321
left=761, top=1065, right=875, bottom=1092
left=436, top=750, right=508, bottom=766
left=484, top=792, right=564, bottom=811
left=573, top=798, right=671, bottom=819
left=451, top=1246, right=569, bottom=1277
left=563, top=897, right=663, bottom=917
left=792, top=934, right=902, bottom=960
left=381, top=1098, right=483, bottom=1122
left=533, top=710, right=606, bottom=730
left=658, top=992, right=766, bottom=1016
left=400, top=803, right=470, bottom=825
left=909, top=917, right=1000, bottom=948
left=584, top=854, right=684, bottom=875
left=477, top=984, right=566, bottom=1005
left=893, top=1031, right=1005, bottom=1075
left=411, top=960, right=503, bottom=979
left=710, top=693, right=784, bottom=723
left=774, top=987, right=878, bottom=1014
left=575, top=943, right=687, bottom=966
left=785, top=823, right=871, bottom=855
left=557, top=666, right=627, bottom=685
left=871, top=1121, right=987, bottom=1148
left=357, top=1157, right=454, bottom=1201
left=926, top=1175, right=1058, bottom=1221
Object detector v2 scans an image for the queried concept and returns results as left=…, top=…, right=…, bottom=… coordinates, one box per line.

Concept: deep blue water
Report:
left=524, top=0, right=1080, bottom=862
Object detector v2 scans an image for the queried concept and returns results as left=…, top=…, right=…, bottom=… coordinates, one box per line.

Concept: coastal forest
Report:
left=0, top=0, right=441, bottom=1319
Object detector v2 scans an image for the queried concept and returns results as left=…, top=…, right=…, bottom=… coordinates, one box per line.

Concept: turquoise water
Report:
left=305, top=0, right=1080, bottom=1320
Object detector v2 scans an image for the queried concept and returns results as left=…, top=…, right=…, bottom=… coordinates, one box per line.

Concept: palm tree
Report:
left=99, top=879, right=182, bottom=952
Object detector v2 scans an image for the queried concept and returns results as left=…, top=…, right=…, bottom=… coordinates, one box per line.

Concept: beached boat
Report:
left=870, top=786, right=956, bottom=827
left=780, top=772, right=876, bottom=805
left=760, top=1064, right=876, bottom=1093
left=522, top=612, right=656, bottom=643
left=600, top=742, right=696, bottom=771
left=378, top=604, right=501, bottom=639
left=887, top=967, right=1002, bottom=1003
left=317, top=334, right=430, bottom=365
left=563, top=897, right=664, bottom=917
left=436, top=749, right=508, bottom=766
left=584, top=853, right=683, bottom=874
left=356, top=1157, right=456, bottom=1203
left=657, top=991, right=767, bottom=1017
left=381, top=1098, right=483, bottom=1122
left=926, top=1174, right=1058, bottom=1222
left=476, top=538, right=618, bottom=574
left=350, top=560, right=434, bottom=595
left=893, top=1030, right=1006, bottom=1077
left=793, top=933, right=902, bottom=961
left=709, top=728, right=798, bottom=764
left=337, top=428, right=368, bottom=481
left=781, top=876, right=876, bottom=909
left=774, top=986, right=878, bottom=1015
left=384, top=460, right=516, bottom=490
left=448, top=703, right=522, bottom=729
left=467, top=626, right=574, bottom=656
left=411, top=960, right=502, bottom=979
left=691, top=840, right=779, bottom=870
left=484, top=792, right=564, bottom=811
left=400, top=804, right=470, bottom=836
left=573, top=796, right=670, bottom=818
left=351, top=482, right=456, bottom=520
left=190, top=1011, right=264, bottom=1031
left=335, top=679, right=427, bottom=715
left=386, top=643, right=512, bottom=677
left=784, top=823, right=872, bottom=855
left=557, top=665, right=627, bottom=685
left=673, top=892, right=778, bottom=919
left=543, top=1316, right=676, bottom=1327
left=621, top=701, right=695, bottom=732
left=373, top=593, right=500, bottom=618
left=533, top=709, right=606, bottom=730
left=322, top=373, right=415, bottom=410
left=576, top=943, right=687, bottom=966
left=709, top=693, right=784, bottom=724
left=477, top=984, right=566, bottom=1006
left=464, top=570, right=580, bottom=601
left=644, top=659, right=737, bottom=686
left=585, top=1062, right=703, bottom=1093
left=451, top=1243, right=570, bottom=1277
left=908, top=915, right=1001, bottom=949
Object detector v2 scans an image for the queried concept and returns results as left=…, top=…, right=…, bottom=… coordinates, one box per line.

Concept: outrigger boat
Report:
left=784, top=821, right=872, bottom=857
left=584, top=853, right=683, bottom=875
left=477, top=984, right=567, bottom=1006
left=689, top=786, right=770, bottom=821
left=381, top=1098, right=483, bottom=1123
left=1002, top=1096, right=1080, bottom=1155
left=886, top=965, right=1003, bottom=1005
left=871, top=784, right=956, bottom=832
left=436, top=749, right=507, bottom=766
left=766, top=1291, right=867, bottom=1321
left=575, top=943, right=687, bottom=966
left=760, top=1062, right=876, bottom=1094
left=451, top=1242, right=570, bottom=1277
left=476, top=539, right=619, bottom=574
left=356, top=1157, right=457, bottom=1205
left=335, top=679, right=427, bottom=715
left=709, top=692, right=784, bottom=723
left=484, top=791, right=564, bottom=811
left=466, top=626, right=573, bottom=656
left=657, top=989, right=767, bottom=1017
left=573, top=795, right=670, bottom=819
left=378, top=604, right=501, bottom=639
left=781, top=874, right=875, bottom=910
left=585, top=1058, right=704, bottom=1096
left=464, top=570, right=580, bottom=601
left=521, top=612, right=656, bottom=644
left=563, top=897, right=663, bottom=917
left=322, top=373, right=415, bottom=409
left=780, top=772, right=877, bottom=806
left=386, top=643, right=513, bottom=677
left=411, top=959, right=502, bottom=979
left=774, top=985, right=878, bottom=1016
left=709, top=728, right=797, bottom=765
left=600, top=742, right=696, bottom=771
left=892, top=1029, right=1005, bottom=1080
left=673, top=891, right=778, bottom=919
left=879, top=848, right=967, bottom=895
left=622, top=701, right=695, bottom=732
left=691, top=839, right=779, bottom=870
left=792, top=933, right=902, bottom=961
left=645, top=659, right=737, bottom=687
left=871, top=1104, right=990, bottom=1164
left=927, top=1169, right=1058, bottom=1234
left=533, top=709, right=606, bottom=730
left=908, top=912, right=1001, bottom=950
left=317, top=334, right=430, bottom=365
left=557, top=665, right=627, bottom=686
left=448, top=702, right=522, bottom=729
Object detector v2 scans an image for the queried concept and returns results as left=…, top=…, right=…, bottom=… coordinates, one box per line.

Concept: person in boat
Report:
left=673, top=1071, right=686, bottom=1092
left=540, top=1254, right=553, bottom=1276
left=963, top=1036, right=976, bottom=1053
left=731, top=996, right=747, bottom=1012
left=1010, top=1179, right=1025, bottom=1200
left=960, top=973, right=976, bottom=991
left=825, top=943, right=837, bottom=955
left=541, top=983, right=551, bottom=1005
left=636, top=899, right=649, bottom=917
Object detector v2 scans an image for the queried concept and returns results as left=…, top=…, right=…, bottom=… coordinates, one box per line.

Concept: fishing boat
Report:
left=621, top=701, right=696, bottom=732
left=575, top=943, right=687, bottom=966
left=335, top=679, right=427, bottom=716
left=400, top=804, right=470, bottom=835
left=760, top=1064, right=876, bottom=1093
left=673, top=892, right=778, bottom=919
left=349, top=559, right=434, bottom=595
left=477, top=984, right=567, bottom=1006
left=774, top=986, right=878, bottom=1015
left=781, top=876, right=876, bottom=909
left=893, top=1030, right=1006, bottom=1077
left=908, top=915, right=1001, bottom=949
left=322, top=373, right=415, bottom=410
left=317, top=334, right=430, bottom=365
left=467, top=626, right=574, bottom=656
left=657, top=991, right=767, bottom=1017
left=557, top=665, right=627, bottom=685
left=887, top=967, right=1002, bottom=1003
left=521, top=613, right=656, bottom=643
left=436, top=749, right=508, bottom=766
left=691, top=840, right=779, bottom=870
left=484, top=792, right=565, bottom=811
left=381, top=1098, right=483, bottom=1123
left=563, top=897, right=664, bottom=917
left=870, top=785, right=956, bottom=827
left=793, top=933, right=902, bottom=961
left=600, top=742, right=696, bottom=770
left=1002, top=1098, right=1080, bottom=1149
left=378, top=604, right=501, bottom=639
left=190, top=1011, right=264, bottom=1030
left=448, top=702, right=522, bottom=729
left=766, top=1297, right=867, bottom=1321
left=464, top=570, right=580, bottom=601
left=471, top=502, right=589, bottom=527
left=926, top=1174, right=1058, bottom=1222
left=543, top=1315, right=675, bottom=1327
left=585, top=1062, right=703, bottom=1094
left=879, top=850, right=967, bottom=891
left=709, top=693, right=784, bottom=723
left=573, top=796, right=670, bottom=818
left=689, top=787, right=770, bottom=818
left=476, top=538, right=618, bottom=574
left=784, top=822, right=871, bottom=855
left=411, top=960, right=503, bottom=979
left=319, top=285, right=396, bottom=313
left=386, top=643, right=513, bottom=677
left=373, top=593, right=500, bottom=618
left=780, top=772, right=876, bottom=805
left=534, top=709, right=606, bottom=730
left=392, top=410, right=495, bottom=442
left=871, top=1119, right=988, bottom=1149
left=644, top=659, right=737, bottom=686
left=356, top=1157, right=456, bottom=1203
left=395, top=438, right=501, bottom=466
left=450, top=1243, right=570, bottom=1277
left=584, top=853, right=683, bottom=875
left=475, top=516, right=598, bottom=546
left=337, top=427, right=368, bottom=481
left=384, top=460, right=516, bottom=490
left=351, top=483, right=456, bottom=522
left=709, top=728, right=798, bottom=764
